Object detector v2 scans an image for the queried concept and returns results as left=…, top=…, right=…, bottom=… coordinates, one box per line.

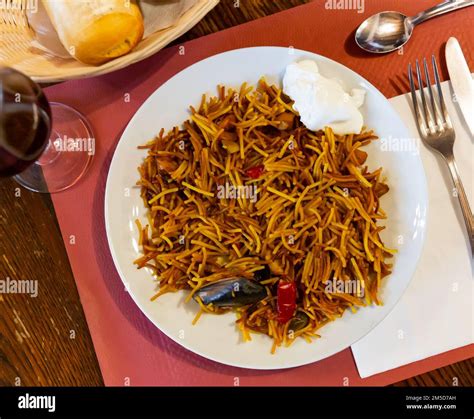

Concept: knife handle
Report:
left=446, top=154, right=474, bottom=256
left=411, top=0, right=474, bottom=26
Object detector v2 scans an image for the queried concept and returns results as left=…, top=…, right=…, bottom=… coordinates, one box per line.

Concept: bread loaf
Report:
left=41, top=0, right=144, bottom=65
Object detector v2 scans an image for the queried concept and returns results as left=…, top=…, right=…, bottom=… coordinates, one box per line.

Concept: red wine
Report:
left=0, top=68, right=51, bottom=177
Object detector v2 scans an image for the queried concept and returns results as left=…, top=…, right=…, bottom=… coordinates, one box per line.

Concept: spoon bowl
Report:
left=355, top=11, right=414, bottom=54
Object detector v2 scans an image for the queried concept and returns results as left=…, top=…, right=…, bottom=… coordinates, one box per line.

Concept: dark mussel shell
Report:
left=253, top=264, right=271, bottom=282
left=288, top=311, right=310, bottom=331
left=193, top=277, right=267, bottom=308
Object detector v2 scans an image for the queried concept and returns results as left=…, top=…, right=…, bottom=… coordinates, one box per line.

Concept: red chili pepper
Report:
left=277, top=280, right=296, bottom=323
left=245, top=165, right=265, bottom=179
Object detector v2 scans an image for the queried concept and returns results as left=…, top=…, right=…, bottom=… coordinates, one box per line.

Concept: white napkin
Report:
left=351, top=78, right=474, bottom=378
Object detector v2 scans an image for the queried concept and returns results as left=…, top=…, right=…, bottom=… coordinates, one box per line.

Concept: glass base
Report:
left=14, top=102, right=94, bottom=193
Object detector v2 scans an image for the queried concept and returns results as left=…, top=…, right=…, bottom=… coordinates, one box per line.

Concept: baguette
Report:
left=41, top=0, right=144, bottom=65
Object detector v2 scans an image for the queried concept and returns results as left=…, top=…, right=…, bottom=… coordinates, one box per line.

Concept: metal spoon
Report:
left=355, top=0, right=474, bottom=54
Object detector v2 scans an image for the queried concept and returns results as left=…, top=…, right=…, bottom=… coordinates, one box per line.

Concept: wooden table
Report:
left=0, top=0, right=472, bottom=387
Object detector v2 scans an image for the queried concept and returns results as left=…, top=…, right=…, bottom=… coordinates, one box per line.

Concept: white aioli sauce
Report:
left=283, top=60, right=366, bottom=135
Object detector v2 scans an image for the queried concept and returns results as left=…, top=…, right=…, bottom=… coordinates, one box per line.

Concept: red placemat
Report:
left=44, top=0, right=474, bottom=385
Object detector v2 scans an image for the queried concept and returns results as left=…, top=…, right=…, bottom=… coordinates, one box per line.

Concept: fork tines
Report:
left=408, top=55, right=452, bottom=137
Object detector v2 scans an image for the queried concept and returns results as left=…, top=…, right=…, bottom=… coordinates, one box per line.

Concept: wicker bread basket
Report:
left=0, top=0, right=219, bottom=83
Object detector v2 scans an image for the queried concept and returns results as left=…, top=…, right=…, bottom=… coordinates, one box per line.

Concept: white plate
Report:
left=105, top=47, right=428, bottom=370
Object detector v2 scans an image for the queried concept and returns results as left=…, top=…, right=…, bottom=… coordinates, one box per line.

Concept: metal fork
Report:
left=408, top=56, right=474, bottom=256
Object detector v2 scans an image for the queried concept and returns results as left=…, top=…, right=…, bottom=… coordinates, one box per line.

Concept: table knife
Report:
left=445, top=37, right=474, bottom=137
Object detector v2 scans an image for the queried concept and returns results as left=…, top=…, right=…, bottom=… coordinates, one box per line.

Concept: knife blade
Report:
left=445, top=37, right=474, bottom=137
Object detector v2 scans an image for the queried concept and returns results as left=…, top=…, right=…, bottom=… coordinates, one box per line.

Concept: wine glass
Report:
left=0, top=67, right=94, bottom=193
